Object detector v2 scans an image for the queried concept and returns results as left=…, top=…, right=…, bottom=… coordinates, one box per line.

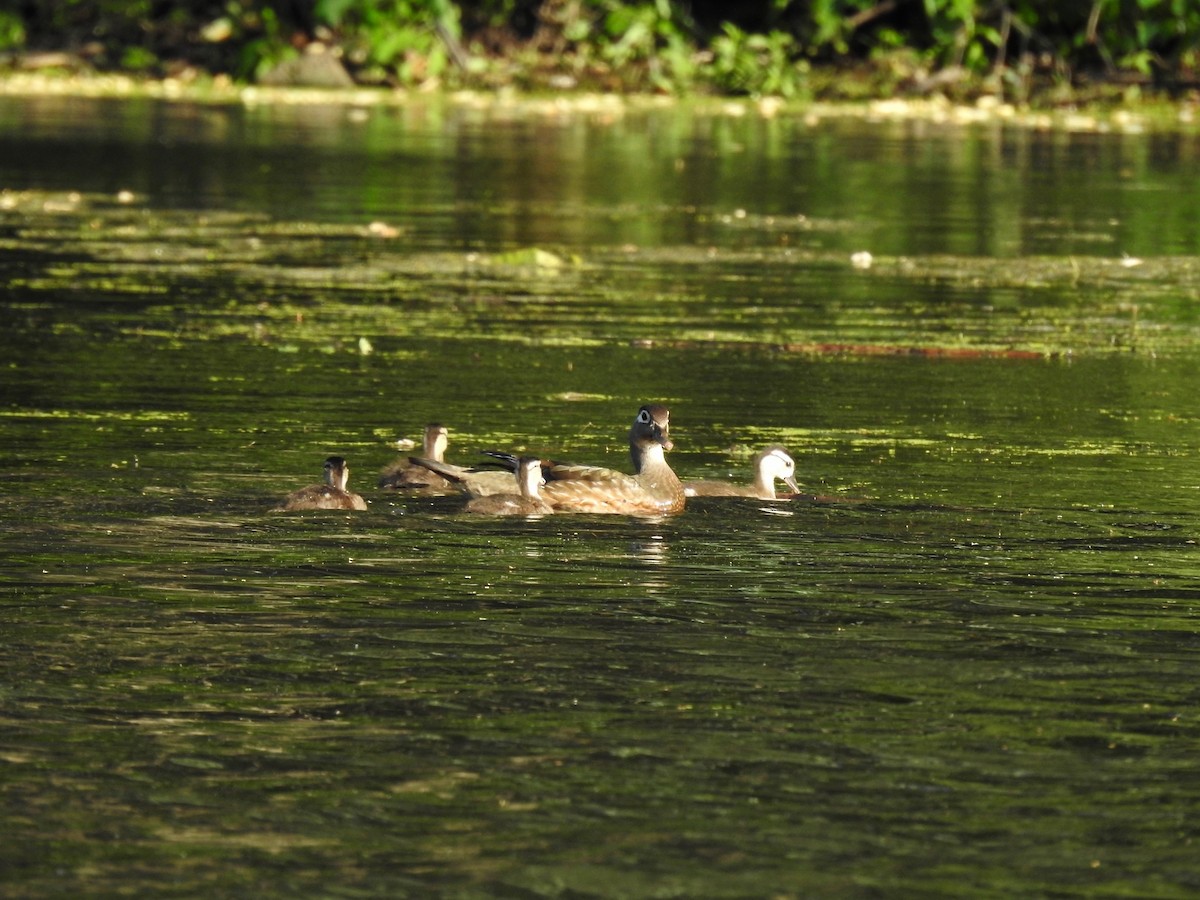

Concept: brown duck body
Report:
left=466, top=457, right=554, bottom=516
left=684, top=445, right=800, bottom=501
left=413, top=404, right=684, bottom=516
left=277, top=456, right=368, bottom=511
left=506, top=404, right=684, bottom=516
left=379, top=424, right=453, bottom=490
left=538, top=457, right=682, bottom=515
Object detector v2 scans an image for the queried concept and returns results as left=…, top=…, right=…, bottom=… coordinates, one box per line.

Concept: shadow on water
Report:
left=3, top=95, right=1200, bottom=897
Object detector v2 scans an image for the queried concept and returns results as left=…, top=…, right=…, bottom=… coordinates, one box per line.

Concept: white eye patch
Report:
left=768, top=448, right=794, bottom=470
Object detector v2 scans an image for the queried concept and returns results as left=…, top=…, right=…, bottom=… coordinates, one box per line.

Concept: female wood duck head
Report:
left=630, top=403, right=673, bottom=471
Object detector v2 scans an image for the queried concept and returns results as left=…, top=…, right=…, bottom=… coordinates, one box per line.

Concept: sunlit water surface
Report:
left=2, top=95, right=1200, bottom=898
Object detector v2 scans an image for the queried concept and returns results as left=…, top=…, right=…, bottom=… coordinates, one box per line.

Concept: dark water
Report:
left=3, top=94, right=1200, bottom=897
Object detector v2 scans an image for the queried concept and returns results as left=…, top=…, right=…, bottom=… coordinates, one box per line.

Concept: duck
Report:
left=484, top=404, right=686, bottom=516
left=465, top=456, right=554, bottom=516
left=379, top=423, right=453, bottom=490
left=406, top=452, right=538, bottom=497
left=684, top=445, right=801, bottom=500
left=276, top=456, right=368, bottom=511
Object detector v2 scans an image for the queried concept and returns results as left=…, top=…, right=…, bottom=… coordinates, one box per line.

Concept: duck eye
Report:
left=637, top=409, right=652, bottom=424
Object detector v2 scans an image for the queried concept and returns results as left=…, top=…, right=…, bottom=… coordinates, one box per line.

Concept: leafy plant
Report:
left=120, top=45, right=159, bottom=71
left=231, top=5, right=296, bottom=81
left=0, top=11, right=26, bottom=51
left=315, top=0, right=465, bottom=83
left=599, top=0, right=698, bottom=91
left=710, top=23, right=805, bottom=97
left=3, top=0, right=1199, bottom=95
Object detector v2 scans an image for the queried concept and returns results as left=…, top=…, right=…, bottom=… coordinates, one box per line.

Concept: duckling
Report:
left=379, top=423, right=452, bottom=490
left=465, top=456, right=554, bottom=516
left=276, top=456, right=368, bottom=511
left=684, top=445, right=800, bottom=500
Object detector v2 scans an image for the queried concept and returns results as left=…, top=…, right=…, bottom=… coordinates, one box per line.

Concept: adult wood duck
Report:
left=406, top=452, right=536, bottom=497
left=684, top=445, right=801, bottom=500
left=483, top=404, right=686, bottom=516
left=379, top=423, right=452, bottom=490
left=466, top=456, right=554, bottom=516
left=276, top=456, right=368, bottom=511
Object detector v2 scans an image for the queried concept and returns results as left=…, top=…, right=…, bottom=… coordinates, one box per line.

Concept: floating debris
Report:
left=365, top=221, right=400, bottom=238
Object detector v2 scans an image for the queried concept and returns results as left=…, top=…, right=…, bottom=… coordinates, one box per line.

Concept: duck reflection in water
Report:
left=275, top=456, right=368, bottom=511
left=631, top=533, right=671, bottom=596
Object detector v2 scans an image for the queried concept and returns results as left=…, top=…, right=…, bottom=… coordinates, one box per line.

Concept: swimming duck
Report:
left=486, top=404, right=685, bottom=516
left=684, top=445, right=801, bottom=500
left=406, top=452, right=538, bottom=497
left=276, top=456, right=368, bottom=511
left=379, top=423, right=453, bottom=490
left=465, top=456, right=554, bottom=516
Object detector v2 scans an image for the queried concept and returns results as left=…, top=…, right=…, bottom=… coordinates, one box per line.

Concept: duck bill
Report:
left=783, top=475, right=800, bottom=493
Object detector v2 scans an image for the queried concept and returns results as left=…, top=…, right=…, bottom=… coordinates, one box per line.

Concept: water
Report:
left=3, top=94, right=1200, bottom=897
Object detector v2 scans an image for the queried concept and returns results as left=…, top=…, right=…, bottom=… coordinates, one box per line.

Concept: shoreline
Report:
left=0, top=69, right=1197, bottom=134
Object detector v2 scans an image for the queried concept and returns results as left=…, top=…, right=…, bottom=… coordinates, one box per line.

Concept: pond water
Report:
left=2, top=93, right=1200, bottom=897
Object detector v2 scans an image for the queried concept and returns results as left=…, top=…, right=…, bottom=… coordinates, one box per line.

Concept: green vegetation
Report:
left=5, top=187, right=1197, bottom=357
left=3, top=1, right=1199, bottom=101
